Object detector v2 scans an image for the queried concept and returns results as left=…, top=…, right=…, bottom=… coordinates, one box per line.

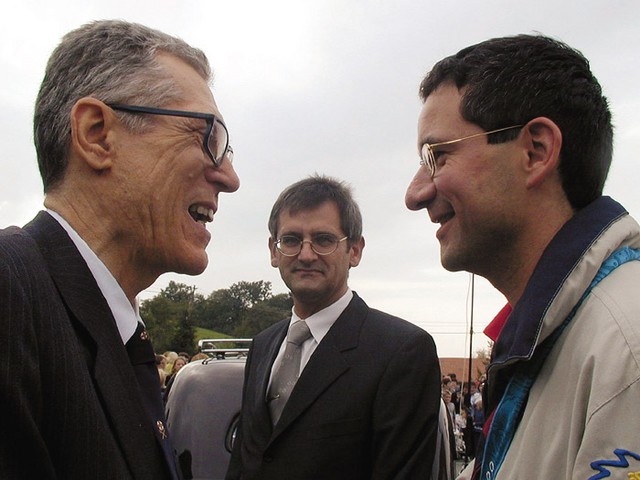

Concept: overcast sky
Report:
left=2, top=0, right=639, bottom=358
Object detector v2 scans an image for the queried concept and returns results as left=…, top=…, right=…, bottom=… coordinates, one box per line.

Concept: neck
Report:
left=45, top=194, right=153, bottom=306
left=292, top=287, right=349, bottom=319
left=490, top=200, right=575, bottom=306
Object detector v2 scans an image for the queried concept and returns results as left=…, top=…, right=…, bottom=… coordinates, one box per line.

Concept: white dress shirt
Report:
left=268, top=289, right=353, bottom=388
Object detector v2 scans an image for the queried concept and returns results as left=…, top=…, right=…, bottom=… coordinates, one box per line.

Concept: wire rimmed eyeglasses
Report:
left=108, top=103, right=233, bottom=167
left=275, top=234, right=348, bottom=257
left=420, top=125, right=523, bottom=177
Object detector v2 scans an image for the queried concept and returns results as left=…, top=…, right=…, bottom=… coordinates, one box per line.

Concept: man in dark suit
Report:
left=0, top=20, right=239, bottom=479
left=226, top=175, right=441, bottom=479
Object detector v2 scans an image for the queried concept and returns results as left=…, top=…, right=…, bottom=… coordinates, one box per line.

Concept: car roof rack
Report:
left=198, top=338, right=252, bottom=359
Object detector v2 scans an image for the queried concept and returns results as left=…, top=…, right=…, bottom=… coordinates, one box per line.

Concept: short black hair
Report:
left=420, top=34, right=613, bottom=209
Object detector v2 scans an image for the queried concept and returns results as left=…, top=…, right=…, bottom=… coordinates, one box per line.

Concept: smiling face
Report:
left=269, top=201, right=364, bottom=318
left=405, top=83, right=527, bottom=279
left=111, top=54, right=240, bottom=284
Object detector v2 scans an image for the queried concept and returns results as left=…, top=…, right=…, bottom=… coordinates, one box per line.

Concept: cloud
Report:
left=2, top=0, right=639, bottom=357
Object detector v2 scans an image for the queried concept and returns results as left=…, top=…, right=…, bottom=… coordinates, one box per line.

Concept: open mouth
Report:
left=189, top=204, right=214, bottom=224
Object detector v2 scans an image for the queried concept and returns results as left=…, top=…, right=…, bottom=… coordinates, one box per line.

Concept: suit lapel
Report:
left=25, top=212, right=166, bottom=478
left=271, top=294, right=368, bottom=438
left=256, top=321, right=288, bottom=404
left=250, top=320, right=288, bottom=439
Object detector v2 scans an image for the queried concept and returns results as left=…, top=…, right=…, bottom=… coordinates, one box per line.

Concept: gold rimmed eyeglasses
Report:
left=420, top=125, right=523, bottom=177
left=275, top=234, right=348, bottom=257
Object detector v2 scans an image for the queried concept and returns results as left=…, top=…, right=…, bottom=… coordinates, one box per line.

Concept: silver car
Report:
left=165, top=339, right=251, bottom=480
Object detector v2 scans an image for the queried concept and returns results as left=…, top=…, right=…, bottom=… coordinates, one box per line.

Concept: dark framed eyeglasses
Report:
left=275, top=234, right=348, bottom=257
left=419, top=124, right=523, bottom=177
left=107, top=103, right=233, bottom=167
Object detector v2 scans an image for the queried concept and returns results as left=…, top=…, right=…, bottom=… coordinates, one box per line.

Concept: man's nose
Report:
left=206, top=159, right=240, bottom=193
left=405, top=167, right=436, bottom=211
left=297, top=240, right=318, bottom=260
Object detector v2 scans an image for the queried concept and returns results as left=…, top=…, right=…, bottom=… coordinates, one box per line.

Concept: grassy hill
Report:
left=193, top=327, right=232, bottom=352
left=194, top=326, right=230, bottom=343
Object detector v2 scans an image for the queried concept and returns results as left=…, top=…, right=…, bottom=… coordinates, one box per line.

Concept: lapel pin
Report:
left=156, top=420, right=167, bottom=439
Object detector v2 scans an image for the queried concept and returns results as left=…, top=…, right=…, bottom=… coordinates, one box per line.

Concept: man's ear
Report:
left=521, top=117, right=563, bottom=189
left=269, top=237, right=279, bottom=267
left=349, top=236, right=365, bottom=268
left=69, top=97, right=116, bottom=171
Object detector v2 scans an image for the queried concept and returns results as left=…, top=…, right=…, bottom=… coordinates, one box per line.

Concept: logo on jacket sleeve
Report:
left=589, top=449, right=640, bottom=479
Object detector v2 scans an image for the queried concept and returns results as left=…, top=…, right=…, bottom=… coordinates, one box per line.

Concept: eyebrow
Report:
left=418, top=133, right=445, bottom=149
left=417, top=137, right=447, bottom=156
left=280, top=230, right=337, bottom=237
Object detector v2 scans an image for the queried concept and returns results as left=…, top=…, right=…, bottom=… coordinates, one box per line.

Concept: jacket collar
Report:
left=490, top=196, right=627, bottom=371
left=269, top=292, right=366, bottom=439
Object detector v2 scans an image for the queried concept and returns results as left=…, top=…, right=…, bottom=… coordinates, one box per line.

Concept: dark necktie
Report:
left=267, top=320, right=312, bottom=425
left=126, top=322, right=180, bottom=479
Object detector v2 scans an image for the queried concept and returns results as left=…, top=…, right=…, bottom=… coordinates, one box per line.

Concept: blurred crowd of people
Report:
left=440, top=373, right=486, bottom=464
left=155, top=350, right=209, bottom=399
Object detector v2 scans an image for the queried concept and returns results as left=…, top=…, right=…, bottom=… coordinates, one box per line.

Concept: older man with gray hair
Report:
left=0, top=20, right=239, bottom=479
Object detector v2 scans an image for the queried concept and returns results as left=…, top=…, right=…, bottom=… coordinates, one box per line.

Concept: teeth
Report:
left=189, top=205, right=214, bottom=223
left=197, top=205, right=214, bottom=222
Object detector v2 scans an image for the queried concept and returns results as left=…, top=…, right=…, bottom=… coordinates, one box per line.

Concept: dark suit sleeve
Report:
left=2, top=219, right=171, bottom=479
left=371, top=330, right=441, bottom=479
left=0, top=235, right=57, bottom=478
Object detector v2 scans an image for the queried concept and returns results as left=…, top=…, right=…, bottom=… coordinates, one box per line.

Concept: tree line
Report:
left=141, top=280, right=293, bottom=354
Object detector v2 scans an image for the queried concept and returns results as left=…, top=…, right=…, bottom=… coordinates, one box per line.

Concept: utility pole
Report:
left=467, top=274, right=474, bottom=394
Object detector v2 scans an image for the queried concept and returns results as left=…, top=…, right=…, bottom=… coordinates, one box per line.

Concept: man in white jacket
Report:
left=406, top=34, right=640, bottom=479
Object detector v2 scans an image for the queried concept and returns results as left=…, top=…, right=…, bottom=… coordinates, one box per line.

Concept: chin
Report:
left=440, top=249, right=470, bottom=273
left=291, top=285, right=331, bottom=305
left=173, top=250, right=209, bottom=276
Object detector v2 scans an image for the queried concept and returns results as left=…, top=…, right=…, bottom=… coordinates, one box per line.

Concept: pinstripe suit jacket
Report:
left=0, top=212, right=174, bottom=479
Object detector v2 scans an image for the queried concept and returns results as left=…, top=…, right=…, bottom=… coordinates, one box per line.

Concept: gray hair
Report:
left=34, top=19, right=212, bottom=192
left=268, top=175, right=363, bottom=243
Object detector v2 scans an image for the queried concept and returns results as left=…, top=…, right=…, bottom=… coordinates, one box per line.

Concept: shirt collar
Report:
left=291, top=289, right=353, bottom=344
left=46, top=209, right=140, bottom=344
left=484, top=303, right=512, bottom=343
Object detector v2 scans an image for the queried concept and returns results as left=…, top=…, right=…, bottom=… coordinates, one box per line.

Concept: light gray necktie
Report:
left=268, top=320, right=312, bottom=425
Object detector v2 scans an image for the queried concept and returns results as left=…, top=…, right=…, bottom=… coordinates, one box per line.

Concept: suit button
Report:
left=264, top=455, right=273, bottom=463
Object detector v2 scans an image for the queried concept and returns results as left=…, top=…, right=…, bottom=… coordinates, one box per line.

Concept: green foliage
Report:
left=173, top=308, right=195, bottom=355
left=142, top=295, right=180, bottom=353
left=198, top=289, right=244, bottom=333
left=141, top=281, right=196, bottom=354
left=141, top=280, right=292, bottom=352
left=234, top=300, right=289, bottom=337
left=262, top=293, right=293, bottom=311
left=229, top=280, right=272, bottom=308
left=232, top=293, right=294, bottom=336
left=162, top=281, right=204, bottom=304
